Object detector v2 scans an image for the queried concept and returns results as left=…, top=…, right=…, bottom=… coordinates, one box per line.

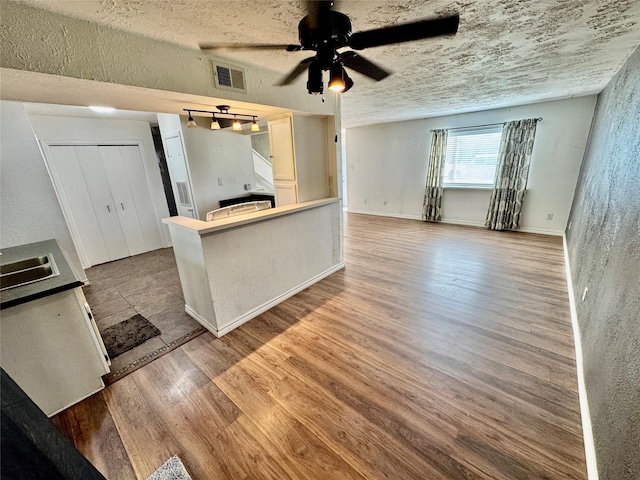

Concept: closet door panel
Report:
left=48, top=146, right=111, bottom=266
left=98, top=146, right=147, bottom=256
left=75, top=146, right=129, bottom=262
left=118, top=145, right=162, bottom=251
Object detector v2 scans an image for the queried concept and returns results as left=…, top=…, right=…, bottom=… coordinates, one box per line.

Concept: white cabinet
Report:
left=0, top=287, right=110, bottom=416
left=268, top=115, right=329, bottom=207
left=47, top=145, right=163, bottom=267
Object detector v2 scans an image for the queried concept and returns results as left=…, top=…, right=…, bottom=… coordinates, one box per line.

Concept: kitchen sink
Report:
left=1, top=255, right=50, bottom=275
left=0, top=254, right=59, bottom=291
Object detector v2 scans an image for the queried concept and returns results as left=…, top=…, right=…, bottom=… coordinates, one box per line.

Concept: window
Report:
left=443, top=125, right=503, bottom=188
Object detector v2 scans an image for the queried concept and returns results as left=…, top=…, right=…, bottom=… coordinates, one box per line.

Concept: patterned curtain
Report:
left=422, top=129, right=448, bottom=222
left=486, top=118, right=539, bottom=231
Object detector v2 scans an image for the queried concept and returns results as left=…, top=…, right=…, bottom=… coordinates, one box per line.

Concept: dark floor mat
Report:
left=101, top=314, right=161, bottom=359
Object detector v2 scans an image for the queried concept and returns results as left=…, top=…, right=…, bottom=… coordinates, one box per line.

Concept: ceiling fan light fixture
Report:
left=187, top=112, right=197, bottom=128
left=328, top=63, right=346, bottom=92
left=343, top=70, right=354, bottom=93
left=307, top=61, right=324, bottom=95
left=232, top=115, right=242, bottom=131
left=210, top=114, right=221, bottom=130
left=251, top=117, right=260, bottom=132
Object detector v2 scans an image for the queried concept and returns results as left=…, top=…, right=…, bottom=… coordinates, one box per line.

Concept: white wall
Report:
left=346, top=96, right=597, bottom=235
left=180, top=116, right=257, bottom=219
left=0, top=101, right=84, bottom=279
left=27, top=113, right=171, bottom=246
left=158, top=114, right=257, bottom=220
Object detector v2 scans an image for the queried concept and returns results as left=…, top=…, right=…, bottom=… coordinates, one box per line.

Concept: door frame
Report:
left=40, top=140, right=164, bottom=268
left=161, top=130, right=198, bottom=219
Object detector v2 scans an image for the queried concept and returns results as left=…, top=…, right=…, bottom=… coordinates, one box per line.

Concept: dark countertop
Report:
left=0, top=240, right=84, bottom=310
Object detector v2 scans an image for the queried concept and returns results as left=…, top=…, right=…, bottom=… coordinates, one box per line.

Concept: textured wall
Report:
left=566, top=46, right=640, bottom=479
left=0, top=101, right=85, bottom=279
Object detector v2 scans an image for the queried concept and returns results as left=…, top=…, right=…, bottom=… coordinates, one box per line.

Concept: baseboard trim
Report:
left=345, top=209, right=563, bottom=236
left=440, top=219, right=486, bottom=228
left=563, top=234, right=599, bottom=480
left=346, top=209, right=421, bottom=221
left=186, top=262, right=346, bottom=338
left=519, top=227, right=563, bottom=236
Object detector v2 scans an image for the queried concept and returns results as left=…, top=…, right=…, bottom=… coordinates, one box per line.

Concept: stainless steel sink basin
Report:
left=1, top=255, right=49, bottom=275
left=0, top=254, right=59, bottom=291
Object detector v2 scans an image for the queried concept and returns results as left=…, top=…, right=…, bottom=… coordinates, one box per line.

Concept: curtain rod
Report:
left=430, top=117, right=542, bottom=132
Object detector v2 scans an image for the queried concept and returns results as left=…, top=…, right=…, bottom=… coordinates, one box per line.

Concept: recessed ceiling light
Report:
left=88, top=106, right=116, bottom=113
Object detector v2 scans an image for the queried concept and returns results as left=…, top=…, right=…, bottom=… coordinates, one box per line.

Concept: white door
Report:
left=99, top=146, right=147, bottom=256
left=47, top=144, right=162, bottom=267
left=268, top=116, right=296, bottom=181
left=74, top=145, right=130, bottom=262
left=165, top=135, right=196, bottom=218
left=48, top=146, right=116, bottom=265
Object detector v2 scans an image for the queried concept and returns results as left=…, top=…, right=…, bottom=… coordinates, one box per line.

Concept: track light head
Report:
left=232, top=115, right=242, bottom=131
left=251, top=117, right=260, bottom=132
left=187, top=112, right=197, bottom=128
left=210, top=114, right=221, bottom=130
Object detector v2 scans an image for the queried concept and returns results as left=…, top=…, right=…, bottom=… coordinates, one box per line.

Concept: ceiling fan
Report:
left=200, top=0, right=459, bottom=94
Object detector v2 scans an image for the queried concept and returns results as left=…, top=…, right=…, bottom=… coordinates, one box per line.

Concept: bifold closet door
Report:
left=98, top=146, right=147, bottom=256
left=48, top=145, right=128, bottom=265
left=48, top=145, right=162, bottom=267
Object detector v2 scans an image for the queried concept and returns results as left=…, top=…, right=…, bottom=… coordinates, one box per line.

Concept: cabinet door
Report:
left=99, top=146, right=147, bottom=256
left=274, top=182, right=298, bottom=207
left=269, top=117, right=296, bottom=181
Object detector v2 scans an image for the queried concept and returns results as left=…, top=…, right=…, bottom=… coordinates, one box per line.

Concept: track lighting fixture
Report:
left=182, top=105, right=260, bottom=132
left=210, top=113, right=221, bottom=130
left=186, top=111, right=197, bottom=128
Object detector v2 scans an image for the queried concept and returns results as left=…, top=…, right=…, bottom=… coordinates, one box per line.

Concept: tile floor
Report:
left=82, top=247, right=202, bottom=374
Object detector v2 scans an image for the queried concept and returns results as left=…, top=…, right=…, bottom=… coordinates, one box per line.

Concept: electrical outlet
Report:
left=364, top=198, right=367, bottom=204
left=217, top=177, right=223, bottom=186
left=582, top=286, right=589, bottom=301
left=383, top=200, right=387, bottom=205
left=547, top=213, right=554, bottom=221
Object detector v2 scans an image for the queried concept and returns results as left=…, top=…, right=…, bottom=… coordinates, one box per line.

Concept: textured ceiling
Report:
left=12, top=0, right=640, bottom=127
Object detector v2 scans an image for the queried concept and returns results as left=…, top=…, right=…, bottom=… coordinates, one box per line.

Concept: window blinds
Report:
left=443, top=125, right=503, bottom=187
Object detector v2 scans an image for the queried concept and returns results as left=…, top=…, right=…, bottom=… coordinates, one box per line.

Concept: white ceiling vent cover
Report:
left=213, top=63, right=246, bottom=93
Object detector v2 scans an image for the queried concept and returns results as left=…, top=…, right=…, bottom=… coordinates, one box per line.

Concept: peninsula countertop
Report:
left=163, top=197, right=340, bottom=236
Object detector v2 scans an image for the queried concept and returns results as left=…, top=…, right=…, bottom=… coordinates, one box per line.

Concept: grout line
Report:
left=563, top=234, right=599, bottom=480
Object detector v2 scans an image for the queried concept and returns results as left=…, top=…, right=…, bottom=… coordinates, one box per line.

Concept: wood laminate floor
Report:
left=53, top=213, right=586, bottom=480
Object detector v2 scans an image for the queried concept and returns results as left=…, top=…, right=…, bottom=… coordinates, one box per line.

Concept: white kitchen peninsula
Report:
left=163, top=198, right=343, bottom=337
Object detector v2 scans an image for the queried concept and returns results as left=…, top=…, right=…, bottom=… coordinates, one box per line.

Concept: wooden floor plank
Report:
left=53, top=213, right=586, bottom=479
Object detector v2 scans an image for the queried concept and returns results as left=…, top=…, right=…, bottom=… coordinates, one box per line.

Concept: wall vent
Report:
left=213, top=63, right=247, bottom=93
left=176, top=181, right=190, bottom=206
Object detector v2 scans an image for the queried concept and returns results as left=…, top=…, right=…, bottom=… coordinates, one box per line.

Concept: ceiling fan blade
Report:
left=349, top=14, right=459, bottom=50
left=199, top=42, right=303, bottom=51
left=276, top=57, right=316, bottom=86
left=338, top=51, right=390, bottom=81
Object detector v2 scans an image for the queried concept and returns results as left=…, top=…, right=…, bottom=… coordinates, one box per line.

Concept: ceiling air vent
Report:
left=213, top=63, right=246, bottom=93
